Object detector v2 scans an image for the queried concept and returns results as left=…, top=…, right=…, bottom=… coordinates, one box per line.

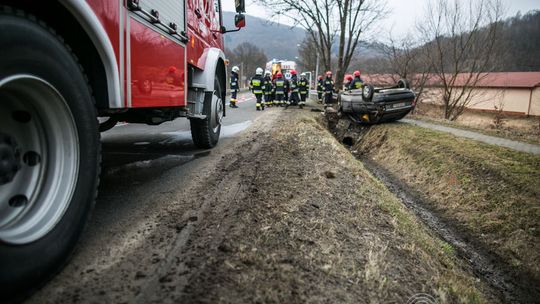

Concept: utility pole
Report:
left=315, top=52, right=320, bottom=89
left=304, top=71, right=312, bottom=90
left=240, top=62, right=244, bottom=88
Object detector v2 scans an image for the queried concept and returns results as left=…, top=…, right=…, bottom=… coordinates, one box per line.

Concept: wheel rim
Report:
left=363, top=86, right=371, bottom=97
left=0, top=75, right=79, bottom=245
left=211, top=90, right=223, bottom=133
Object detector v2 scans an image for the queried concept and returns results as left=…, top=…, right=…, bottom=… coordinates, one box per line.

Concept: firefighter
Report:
left=283, top=74, right=290, bottom=107
left=250, top=67, right=265, bottom=111
left=286, top=69, right=300, bottom=108
left=317, top=75, right=324, bottom=103
left=350, top=70, right=363, bottom=90
left=344, top=74, right=353, bottom=91
left=230, top=66, right=240, bottom=108
left=273, top=72, right=286, bottom=106
left=298, top=72, right=309, bottom=108
left=263, top=70, right=273, bottom=107
left=323, top=71, right=334, bottom=108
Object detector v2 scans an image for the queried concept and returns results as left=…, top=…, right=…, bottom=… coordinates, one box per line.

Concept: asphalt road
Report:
left=101, top=92, right=260, bottom=168
left=27, top=91, right=265, bottom=302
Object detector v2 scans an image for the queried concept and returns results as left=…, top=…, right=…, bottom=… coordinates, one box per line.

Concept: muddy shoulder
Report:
left=180, top=110, right=493, bottom=303
left=330, top=117, right=540, bottom=301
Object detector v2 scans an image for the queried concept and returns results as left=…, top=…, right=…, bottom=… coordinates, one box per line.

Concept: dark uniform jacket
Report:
left=323, top=77, right=334, bottom=93
left=289, top=75, right=299, bottom=93
left=263, top=76, right=273, bottom=93
left=250, top=75, right=265, bottom=94
left=317, top=79, right=324, bottom=92
left=273, top=77, right=285, bottom=94
left=230, top=72, right=239, bottom=91
left=298, top=77, right=308, bottom=94
left=350, top=76, right=363, bottom=90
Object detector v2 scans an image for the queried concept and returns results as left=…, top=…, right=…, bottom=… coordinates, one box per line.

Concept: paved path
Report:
left=400, top=119, right=540, bottom=155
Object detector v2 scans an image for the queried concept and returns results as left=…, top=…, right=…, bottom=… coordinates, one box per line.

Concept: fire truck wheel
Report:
left=190, top=76, right=223, bottom=148
left=0, top=9, right=100, bottom=299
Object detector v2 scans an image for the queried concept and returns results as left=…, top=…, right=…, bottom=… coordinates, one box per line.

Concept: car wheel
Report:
left=190, top=75, right=223, bottom=148
left=336, top=94, right=344, bottom=118
left=0, top=8, right=100, bottom=299
left=397, top=79, right=410, bottom=89
left=362, top=84, right=374, bottom=101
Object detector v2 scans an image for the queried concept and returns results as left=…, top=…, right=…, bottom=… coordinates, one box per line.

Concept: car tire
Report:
left=362, top=84, right=374, bottom=101
left=0, top=8, right=100, bottom=300
left=397, top=79, right=410, bottom=89
left=190, top=75, right=223, bottom=148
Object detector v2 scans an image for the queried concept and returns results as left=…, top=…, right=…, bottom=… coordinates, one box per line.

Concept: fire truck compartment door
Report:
left=138, top=0, right=186, bottom=33
left=127, top=1, right=187, bottom=108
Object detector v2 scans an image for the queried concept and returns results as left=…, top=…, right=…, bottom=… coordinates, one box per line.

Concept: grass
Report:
left=356, top=123, right=540, bottom=282
left=410, top=113, right=540, bottom=145
left=309, top=115, right=491, bottom=302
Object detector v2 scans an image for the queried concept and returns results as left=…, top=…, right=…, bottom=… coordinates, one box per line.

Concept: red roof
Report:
left=471, top=72, right=540, bottom=88
left=363, top=72, right=540, bottom=88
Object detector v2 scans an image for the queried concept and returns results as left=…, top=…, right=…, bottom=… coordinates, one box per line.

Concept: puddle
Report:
left=221, top=120, right=252, bottom=138
left=104, top=154, right=196, bottom=177
left=160, top=120, right=252, bottom=145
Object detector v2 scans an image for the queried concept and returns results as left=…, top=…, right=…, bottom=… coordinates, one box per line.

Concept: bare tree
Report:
left=225, top=42, right=268, bottom=87
left=378, top=35, right=432, bottom=104
left=297, top=35, right=323, bottom=74
left=418, top=0, right=504, bottom=120
left=257, top=0, right=386, bottom=88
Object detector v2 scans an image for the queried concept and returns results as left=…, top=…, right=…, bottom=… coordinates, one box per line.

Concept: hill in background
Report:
left=222, top=11, right=304, bottom=61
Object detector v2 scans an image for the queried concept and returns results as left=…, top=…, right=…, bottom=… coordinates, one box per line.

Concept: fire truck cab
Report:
left=0, top=0, right=245, bottom=297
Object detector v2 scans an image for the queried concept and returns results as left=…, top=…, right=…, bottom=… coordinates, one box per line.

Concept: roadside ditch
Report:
left=322, top=113, right=540, bottom=303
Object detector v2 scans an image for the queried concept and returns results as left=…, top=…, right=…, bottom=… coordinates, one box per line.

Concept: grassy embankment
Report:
left=354, top=122, right=540, bottom=282
left=410, top=103, right=540, bottom=145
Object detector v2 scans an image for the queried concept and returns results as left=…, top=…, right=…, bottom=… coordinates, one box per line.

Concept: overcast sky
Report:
left=222, top=0, right=539, bottom=37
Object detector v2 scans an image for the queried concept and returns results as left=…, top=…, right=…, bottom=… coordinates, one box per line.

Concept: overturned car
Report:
left=337, top=79, right=416, bottom=124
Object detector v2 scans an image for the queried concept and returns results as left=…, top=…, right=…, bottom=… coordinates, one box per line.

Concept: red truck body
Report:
left=85, top=0, right=226, bottom=109
left=0, top=0, right=245, bottom=296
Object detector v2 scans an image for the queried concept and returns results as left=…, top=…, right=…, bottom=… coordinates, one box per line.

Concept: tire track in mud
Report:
left=134, top=112, right=277, bottom=303
left=353, top=144, right=537, bottom=303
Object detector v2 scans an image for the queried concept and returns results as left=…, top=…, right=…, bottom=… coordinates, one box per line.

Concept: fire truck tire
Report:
left=0, top=9, right=100, bottom=300
left=190, top=76, right=223, bottom=148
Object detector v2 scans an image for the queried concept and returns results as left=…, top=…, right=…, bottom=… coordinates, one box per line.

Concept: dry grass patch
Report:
left=356, top=123, right=540, bottom=283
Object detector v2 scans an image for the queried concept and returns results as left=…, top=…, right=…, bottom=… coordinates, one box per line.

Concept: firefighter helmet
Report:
left=277, top=72, right=283, bottom=78
left=318, top=75, right=323, bottom=80
left=354, top=70, right=361, bottom=77
left=265, top=70, right=271, bottom=76
left=232, top=66, right=239, bottom=73
left=300, top=72, right=306, bottom=77
left=256, top=67, right=263, bottom=75
left=346, top=75, right=353, bottom=81
left=290, top=69, right=297, bottom=75
left=326, top=71, right=332, bottom=76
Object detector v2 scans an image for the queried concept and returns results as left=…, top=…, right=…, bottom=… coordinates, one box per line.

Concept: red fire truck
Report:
left=0, top=0, right=245, bottom=296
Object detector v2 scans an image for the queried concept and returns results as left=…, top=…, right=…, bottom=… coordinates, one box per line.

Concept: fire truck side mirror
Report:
left=235, top=0, right=246, bottom=13
left=234, top=14, right=246, bottom=29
